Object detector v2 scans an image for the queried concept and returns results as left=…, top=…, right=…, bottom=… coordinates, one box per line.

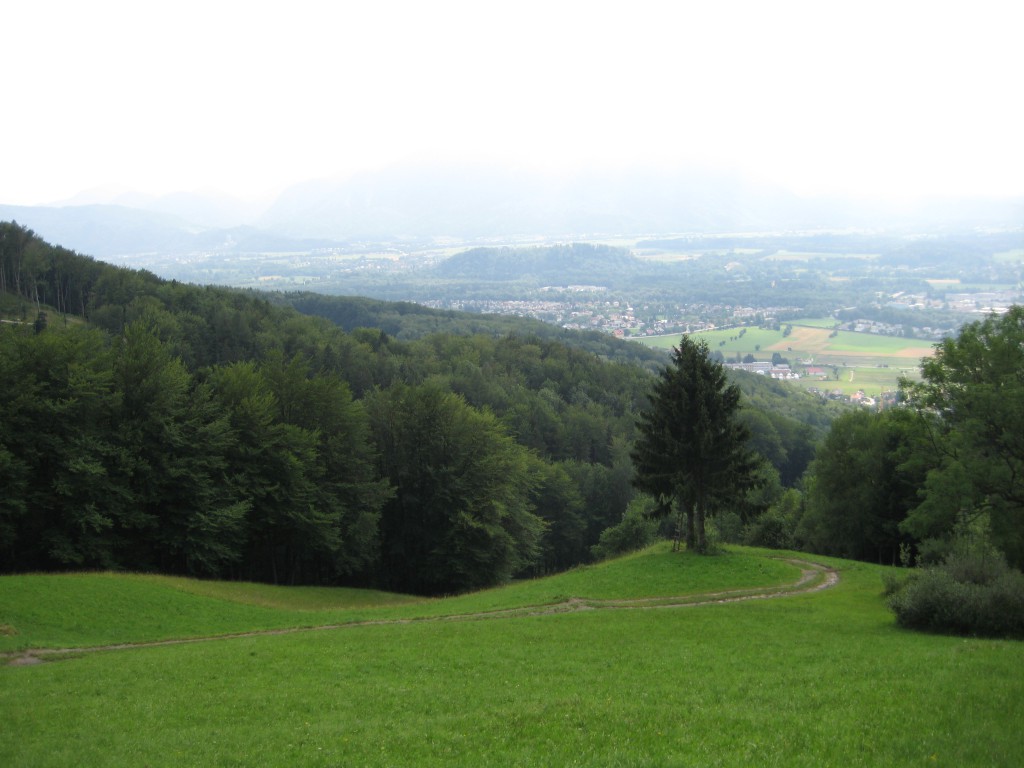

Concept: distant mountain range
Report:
left=3, top=165, right=1022, bottom=259
left=50, top=185, right=269, bottom=229
left=257, top=165, right=817, bottom=240
left=0, top=204, right=342, bottom=259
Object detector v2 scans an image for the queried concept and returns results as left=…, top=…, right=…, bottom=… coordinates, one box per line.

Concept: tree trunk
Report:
left=695, top=500, right=707, bottom=554
left=685, top=505, right=696, bottom=551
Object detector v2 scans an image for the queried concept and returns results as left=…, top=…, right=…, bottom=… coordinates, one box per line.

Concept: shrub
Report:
left=881, top=569, right=915, bottom=598
left=887, top=541, right=1024, bottom=639
left=591, top=499, right=660, bottom=561
left=942, top=541, right=1009, bottom=585
left=742, top=489, right=801, bottom=550
left=742, top=507, right=795, bottom=549
left=714, top=511, right=744, bottom=544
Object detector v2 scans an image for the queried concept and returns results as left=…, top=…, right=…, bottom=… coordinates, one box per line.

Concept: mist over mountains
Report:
left=3, top=164, right=1021, bottom=258
left=52, top=185, right=269, bottom=229
left=258, top=165, right=815, bottom=240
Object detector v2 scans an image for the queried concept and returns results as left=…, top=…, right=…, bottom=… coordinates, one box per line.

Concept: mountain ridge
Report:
left=5, top=164, right=1022, bottom=260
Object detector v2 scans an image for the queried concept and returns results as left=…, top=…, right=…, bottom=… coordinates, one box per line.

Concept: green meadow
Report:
left=2, top=544, right=1022, bottom=767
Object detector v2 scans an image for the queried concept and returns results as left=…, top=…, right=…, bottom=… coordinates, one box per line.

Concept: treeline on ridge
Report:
left=272, top=291, right=669, bottom=373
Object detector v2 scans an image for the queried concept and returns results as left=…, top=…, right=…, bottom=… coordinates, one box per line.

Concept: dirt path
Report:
left=3, top=559, right=838, bottom=667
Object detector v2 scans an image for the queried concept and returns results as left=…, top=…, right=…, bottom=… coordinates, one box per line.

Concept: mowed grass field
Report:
left=3, top=544, right=1022, bottom=767
left=640, top=320, right=935, bottom=395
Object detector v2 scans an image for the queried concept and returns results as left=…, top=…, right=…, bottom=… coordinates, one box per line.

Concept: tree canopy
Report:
left=900, top=307, right=1024, bottom=567
left=797, top=408, right=924, bottom=564
left=366, top=383, right=543, bottom=594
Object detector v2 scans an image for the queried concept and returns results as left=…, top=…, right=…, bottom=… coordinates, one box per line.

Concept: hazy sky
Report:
left=4, top=0, right=1022, bottom=206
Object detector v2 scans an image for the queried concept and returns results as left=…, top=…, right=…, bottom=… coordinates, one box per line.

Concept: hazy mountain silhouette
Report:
left=258, top=164, right=818, bottom=239
left=53, top=186, right=267, bottom=228
left=3, top=165, right=1021, bottom=258
left=0, top=204, right=339, bottom=258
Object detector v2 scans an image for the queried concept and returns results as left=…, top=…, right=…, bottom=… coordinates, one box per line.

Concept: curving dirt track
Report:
left=3, top=559, right=838, bottom=667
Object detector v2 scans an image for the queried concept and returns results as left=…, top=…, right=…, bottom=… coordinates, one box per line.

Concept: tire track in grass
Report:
left=3, top=559, right=838, bottom=666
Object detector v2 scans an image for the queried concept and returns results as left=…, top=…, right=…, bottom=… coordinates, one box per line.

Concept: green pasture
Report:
left=3, top=545, right=1022, bottom=767
left=794, top=365, right=922, bottom=397
left=640, top=326, right=784, bottom=353
left=823, top=333, right=920, bottom=355
left=0, top=545, right=795, bottom=653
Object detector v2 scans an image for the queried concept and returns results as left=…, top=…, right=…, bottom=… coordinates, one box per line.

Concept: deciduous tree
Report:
left=366, top=383, right=544, bottom=594
left=901, top=307, right=1024, bottom=566
left=797, top=408, right=923, bottom=564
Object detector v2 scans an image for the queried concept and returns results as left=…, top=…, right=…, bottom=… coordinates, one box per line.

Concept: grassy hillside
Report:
left=3, top=544, right=1022, bottom=766
left=0, top=544, right=796, bottom=653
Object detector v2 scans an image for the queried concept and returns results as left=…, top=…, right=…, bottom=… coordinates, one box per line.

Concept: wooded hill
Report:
left=271, top=291, right=670, bottom=372
left=0, top=221, right=837, bottom=593
left=430, top=242, right=642, bottom=283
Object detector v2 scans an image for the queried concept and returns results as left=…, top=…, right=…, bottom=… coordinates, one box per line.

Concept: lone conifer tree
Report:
left=632, top=335, right=759, bottom=553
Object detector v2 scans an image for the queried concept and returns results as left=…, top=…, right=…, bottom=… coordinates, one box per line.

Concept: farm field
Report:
left=3, top=544, right=1022, bottom=767
left=639, top=320, right=935, bottom=396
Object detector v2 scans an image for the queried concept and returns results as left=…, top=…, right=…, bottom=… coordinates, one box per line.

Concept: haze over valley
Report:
left=4, top=0, right=1020, bottom=367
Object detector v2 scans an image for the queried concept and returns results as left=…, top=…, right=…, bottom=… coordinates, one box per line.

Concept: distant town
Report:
left=421, top=291, right=996, bottom=342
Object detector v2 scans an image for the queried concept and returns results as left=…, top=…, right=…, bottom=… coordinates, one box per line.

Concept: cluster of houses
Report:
left=723, top=361, right=800, bottom=380
left=807, top=387, right=881, bottom=408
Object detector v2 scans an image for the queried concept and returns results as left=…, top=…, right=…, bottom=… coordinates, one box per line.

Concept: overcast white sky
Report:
left=4, top=0, right=1022, bottom=206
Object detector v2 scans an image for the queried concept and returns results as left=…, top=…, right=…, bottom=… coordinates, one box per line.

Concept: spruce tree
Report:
left=632, top=335, right=759, bottom=553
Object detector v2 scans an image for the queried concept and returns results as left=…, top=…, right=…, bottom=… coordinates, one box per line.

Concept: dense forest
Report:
left=0, top=222, right=835, bottom=593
